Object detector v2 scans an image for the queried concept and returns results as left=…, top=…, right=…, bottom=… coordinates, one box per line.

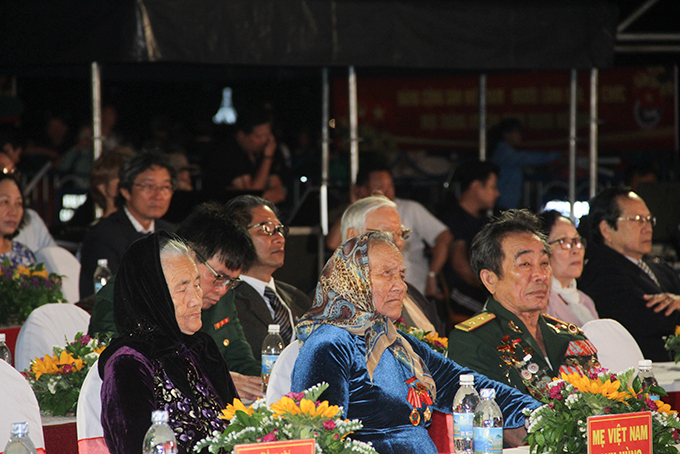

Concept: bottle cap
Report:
left=480, top=388, right=496, bottom=400
left=151, top=410, right=169, bottom=424
left=268, top=324, right=280, bottom=333
left=460, top=374, right=474, bottom=385
left=0, top=333, right=5, bottom=342
left=639, top=359, right=652, bottom=368
left=97, top=258, right=108, bottom=267
left=11, top=422, right=28, bottom=436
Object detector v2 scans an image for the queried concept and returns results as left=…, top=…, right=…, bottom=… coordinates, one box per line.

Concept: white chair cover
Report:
left=0, top=359, right=46, bottom=454
left=265, top=341, right=300, bottom=406
left=76, top=359, right=109, bottom=454
left=582, top=318, right=645, bottom=373
left=34, top=246, right=81, bottom=304
left=14, top=304, right=91, bottom=372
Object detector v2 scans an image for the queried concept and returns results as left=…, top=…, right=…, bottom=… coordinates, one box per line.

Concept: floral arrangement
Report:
left=663, top=326, right=680, bottom=363
left=0, top=258, right=63, bottom=326
left=395, top=319, right=448, bottom=355
left=196, top=383, right=378, bottom=454
left=25, top=332, right=109, bottom=416
left=524, top=367, right=680, bottom=454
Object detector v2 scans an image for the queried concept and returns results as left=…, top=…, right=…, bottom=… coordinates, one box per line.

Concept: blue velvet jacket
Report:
left=291, top=324, right=540, bottom=454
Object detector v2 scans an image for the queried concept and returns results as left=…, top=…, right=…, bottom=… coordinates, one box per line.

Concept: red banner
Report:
left=587, top=412, right=652, bottom=454
left=234, top=439, right=315, bottom=454
left=333, top=67, right=676, bottom=152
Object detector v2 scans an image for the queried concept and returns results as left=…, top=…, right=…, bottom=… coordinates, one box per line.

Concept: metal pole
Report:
left=91, top=62, right=103, bottom=220
left=91, top=62, right=102, bottom=160
left=320, top=67, right=330, bottom=237
left=589, top=69, right=599, bottom=199
left=479, top=74, right=487, bottom=161
left=349, top=66, right=359, bottom=185
left=569, top=69, right=577, bottom=221
left=674, top=65, right=679, bottom=170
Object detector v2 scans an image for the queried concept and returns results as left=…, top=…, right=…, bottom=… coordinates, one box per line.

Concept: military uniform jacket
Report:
left=201, top=290, right=262, bottom=376
left=448, top=298, right=598, bottom=395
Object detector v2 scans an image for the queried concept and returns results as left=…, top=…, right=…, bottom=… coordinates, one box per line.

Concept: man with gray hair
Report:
left=448, top=209, right=598, bottom=398
left=341, top=195, right=444, bottom=334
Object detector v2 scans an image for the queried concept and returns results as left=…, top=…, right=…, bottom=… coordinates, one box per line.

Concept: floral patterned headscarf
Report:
left=296, top=232, right=436, bottom=400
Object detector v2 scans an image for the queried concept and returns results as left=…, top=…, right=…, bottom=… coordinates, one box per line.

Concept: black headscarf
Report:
left=98, top=230, right=235, bottom=404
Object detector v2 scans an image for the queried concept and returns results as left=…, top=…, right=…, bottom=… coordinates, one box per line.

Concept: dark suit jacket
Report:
left=233, top=279, right=312, bottom=360
left=79, top=209, right=176, bottom=298
left=579, top=244, right=680, bottom=362
left=404, top=282, right=445, bottom=335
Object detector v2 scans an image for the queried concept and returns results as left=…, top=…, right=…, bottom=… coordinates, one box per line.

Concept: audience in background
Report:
left=443, top=160, right=500, bottom=315
left=538, top=210, right=598, bottom=327
left=79, top=152, right=176, bottom=298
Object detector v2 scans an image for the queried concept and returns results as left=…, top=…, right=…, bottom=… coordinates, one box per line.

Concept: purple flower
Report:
left=323, top=420, right=336, bottom=430
left=262, top=433, right=277, bottom=442
left=79, top=334, right=92, bottom=346
left=284, top=391, right=305, bottom=401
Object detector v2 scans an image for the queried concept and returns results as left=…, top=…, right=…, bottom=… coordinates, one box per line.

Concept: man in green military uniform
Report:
left=88, top=202, right=263, bottom=400
left=448, top=209, right=599, bottom=398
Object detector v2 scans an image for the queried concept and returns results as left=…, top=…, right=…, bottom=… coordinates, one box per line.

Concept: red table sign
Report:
left=234, top=439, right=315, bottom=454
left=587, top=412, right=652, bottom=454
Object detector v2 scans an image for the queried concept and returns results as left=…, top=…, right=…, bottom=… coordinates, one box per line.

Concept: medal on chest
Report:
left=405, top=376, right=433, bottom=426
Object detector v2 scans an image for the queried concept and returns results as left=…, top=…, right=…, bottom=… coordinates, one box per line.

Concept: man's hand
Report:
left=503, top=426, right=528, bottom=447
left=644, top=293, right=680, bottom=316
left=230, top=371, right=262, bottom=401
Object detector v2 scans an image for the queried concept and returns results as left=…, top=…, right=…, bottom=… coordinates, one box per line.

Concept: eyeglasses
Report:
left=617, top=215, right=656, bottom=227
left=194, top=251, right=242, bottom=291
left=548, top=236, right=587, bottom=250
left=133, top=183, right=174, bottom=195
left=248, top=221, right=289, bottom=237
left=366, top=227, right=411, bottom=241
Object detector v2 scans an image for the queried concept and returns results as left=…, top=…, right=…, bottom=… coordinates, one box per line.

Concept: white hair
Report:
left=159, top=237, right=193, bottom=265
left=340, top=195, right=397, bottom=241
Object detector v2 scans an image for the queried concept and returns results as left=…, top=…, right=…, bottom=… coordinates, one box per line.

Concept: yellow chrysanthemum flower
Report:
left=16, top=265, right=31, bottom=277
left=31, top=355, right=59, bottom=380
left=424, top=332, right=448, bottom=348
left=654, top=400, right=677, bottom=416
left=561, top=372, right=631, bottom=402
left=272, top=396, right=303, bottom=416
left=31, top=269, right=49, bottom=278
left=56, top=350, right=84, bottom=372
left=674, top=325, right=680, bottom=336
left=220, top=399, right=253, bottom=420
left=93, top=345, right=106, bottom=355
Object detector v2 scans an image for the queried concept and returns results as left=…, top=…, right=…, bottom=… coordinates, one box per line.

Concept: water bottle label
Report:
left=262, top=354, right=279, bottom=374
left=473, top=427, right=502, bottom=453
left=94, top=282, right=103, bottom=293
left=453, top=413, right=474, bottom=438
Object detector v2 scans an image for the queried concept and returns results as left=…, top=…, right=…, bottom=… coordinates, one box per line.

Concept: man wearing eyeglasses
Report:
left=224, top=195, right=311, bottom=360
left=580, top=187, right=680, bottom=362
left=340, top=195, right=445, bottom=334
left=79, top=151, right=177, bottom=298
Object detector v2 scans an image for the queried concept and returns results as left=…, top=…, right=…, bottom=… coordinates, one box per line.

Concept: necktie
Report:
left=638, top=259, right=661, bottom=288
left=264, top=286, right=292, bottom=343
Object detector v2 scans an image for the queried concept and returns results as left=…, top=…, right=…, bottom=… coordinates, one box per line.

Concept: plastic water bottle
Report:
left=4, top=422, right=38, bottom=454
left=638, top=359, right=660, bottom=401
left=142, top=410, right=178, bottom=454
left=93, top=258, right=112, bottom=294
left=0, top=333, right=12, bottom=365
left=453, top=374, right=480, bottom=454
left=473, top=388, right=503, bottom=454
left=261, top=324, right=284, bottom=394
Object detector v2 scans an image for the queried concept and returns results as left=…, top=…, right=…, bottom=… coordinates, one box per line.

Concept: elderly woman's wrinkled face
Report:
left=548, top=217, right=585, bottom=286
left=162, top=254, right=203, bottom=335
left=368, top=241, right=407, bottom=320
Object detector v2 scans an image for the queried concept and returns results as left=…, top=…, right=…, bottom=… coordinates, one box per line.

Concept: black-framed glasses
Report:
left=194, top=251, right=242, bottom=291
left=617, top=215, right=656, bottom=227
left=247, top=221, right=289, bottom=237
left=366, top=227, right=411, bottom=241
left=548, top=236, right=587, bottom=250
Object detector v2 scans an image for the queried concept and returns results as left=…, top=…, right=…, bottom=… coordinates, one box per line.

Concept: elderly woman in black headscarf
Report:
left=291, top=231, right=540, bottom=454
left=99, top=231, right=236, bottom=454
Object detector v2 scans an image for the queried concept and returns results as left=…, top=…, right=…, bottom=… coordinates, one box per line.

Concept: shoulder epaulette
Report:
left=455, top=312, right=496, bottom=332
left=542, top=313, right=582, bottom=335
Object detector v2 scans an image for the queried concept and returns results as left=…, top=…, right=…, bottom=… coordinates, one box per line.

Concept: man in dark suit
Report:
left=79, top=152, right=177, bottom=298
left=224, top=195, right=311, bottom=360
left=340, top=195, right=445, bottom=334
left=579, top=187, right=680, bottom=362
